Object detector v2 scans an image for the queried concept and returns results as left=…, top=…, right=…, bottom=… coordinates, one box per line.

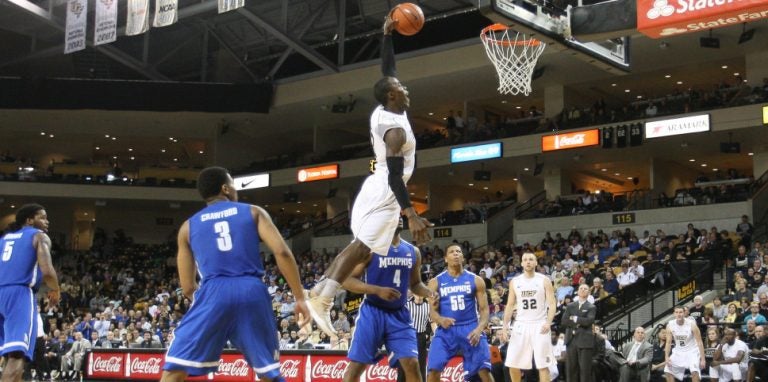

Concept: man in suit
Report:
left=619, top=327, right=654, bottom=382
left=561, top=284, right=597, bottom=382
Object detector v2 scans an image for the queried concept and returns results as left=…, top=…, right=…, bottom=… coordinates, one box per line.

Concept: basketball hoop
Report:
left=481, top=24, right=546, bottom=96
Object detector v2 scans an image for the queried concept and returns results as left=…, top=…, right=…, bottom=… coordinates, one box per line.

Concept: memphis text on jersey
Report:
left=377, top=257, right=413, bottom=268
left=440, top=283, right=472, bottom=297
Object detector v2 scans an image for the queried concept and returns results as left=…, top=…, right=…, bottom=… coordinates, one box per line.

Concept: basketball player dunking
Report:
left=426, top=244, right=492, bottom=382
left=340, top=220, right=435, bottom=382
left=307, top=15, right=432, bottom=337
left=501, top=252, right=557, bottom=382
left=664, top=306, right=706, bottom=382
left=161, top=167, right=309, bottom=382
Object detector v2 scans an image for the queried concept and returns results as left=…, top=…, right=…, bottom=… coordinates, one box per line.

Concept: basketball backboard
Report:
left=478, top=0, right=631, bottom=72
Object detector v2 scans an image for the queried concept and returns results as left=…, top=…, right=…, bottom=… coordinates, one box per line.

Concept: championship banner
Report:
left=218, top=0, right=245, bottom=14
left=153, top=0, right=178, bottom=27
left=64, top=0, right=88, bottom=54
left=94, top=0, right=118, bottom=46
left=126, top=0, right=150, bottom=36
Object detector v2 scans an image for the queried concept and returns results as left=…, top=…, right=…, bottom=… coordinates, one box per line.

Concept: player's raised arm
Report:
left=409, top=247, right=434, bottom=299
left=469, top=275, right=490, bottom=346
left=381, top=16, right=396, bottom=77
left=35, top=231, right=60, bottom=305
left=176, top=220, right=198, bottom=300
left=253, top=205, right=310, bottom=327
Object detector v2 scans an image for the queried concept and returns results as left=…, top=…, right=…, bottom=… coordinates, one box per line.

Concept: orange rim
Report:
left=481, top=23, right=542, bottom=47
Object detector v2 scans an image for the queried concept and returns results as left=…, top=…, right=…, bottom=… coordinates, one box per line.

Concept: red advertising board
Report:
left=85, top=350, right=468, bottom=381
left=637, top=0, right=768, bottom=38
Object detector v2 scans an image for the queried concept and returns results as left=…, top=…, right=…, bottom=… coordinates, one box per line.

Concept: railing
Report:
left=313, top=211, right=351, bottom=237
left=601, top=258, right=713, bottom=345
left=513, top=190, right=547, bottom=220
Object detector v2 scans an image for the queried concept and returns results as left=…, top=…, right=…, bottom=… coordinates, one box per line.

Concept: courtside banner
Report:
left=297, top=164, right=339, bottom=183
left=637, top=0, right=768, bottom=38
left=218, top=0, right=245, bottom=13
left=153, top=0, right=178, bottom=27
left=450, top=142, right=503, bottom=163
left=234, top=173, right=269, bottom=190
left=64, top=0, right=88, bottom=54
left=126, top=0, right=150, bottom=36
left=541, top=129, right=600, bottom=152
left=645, top=114, right=710, bottom=138
left=94, top=0, right=117, bottom=46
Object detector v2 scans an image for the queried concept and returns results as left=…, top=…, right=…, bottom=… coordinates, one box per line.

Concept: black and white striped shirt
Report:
left=407, top=299, right=430, bottom=334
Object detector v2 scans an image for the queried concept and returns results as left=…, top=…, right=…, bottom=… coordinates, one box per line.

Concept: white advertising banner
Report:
left=126, top=0, right=150, bottom=36
left=645, top=114, right=711, bottom=139
left=94, top=0, right=118, bottom=46
left=218, top=0, right=245, bottom=14
left=233, top=173, right=270, bottom=190
left=153, top=0, right=178, bottom=27
left=64, top=0, right=88, bottom=54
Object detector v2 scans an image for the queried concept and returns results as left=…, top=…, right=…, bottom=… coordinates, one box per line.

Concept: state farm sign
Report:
left=637, top=0, right=768, bottom=38
left=644, top=114, right=710, bottom=139
left=541, top=129, right=600, bottom=152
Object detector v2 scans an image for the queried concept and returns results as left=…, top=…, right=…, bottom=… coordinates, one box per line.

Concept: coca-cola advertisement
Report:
left=214, top=353, right=254, bottom=381
left=439, top=357, right=466, bottom=382
left=276, top=354, right=305, bottom=382
left=126, top=353, right=164, bottom=379
left=308, top=354, right=350, bottom=380
left=366, top=358, right=399, bottom=381
left=88, top=352, right=124, bottom=379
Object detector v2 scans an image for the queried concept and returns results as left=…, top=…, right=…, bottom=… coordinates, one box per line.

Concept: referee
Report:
left=397, top=293, right=431, bottom=382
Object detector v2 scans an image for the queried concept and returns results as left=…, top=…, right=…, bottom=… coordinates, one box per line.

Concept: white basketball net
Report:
left=481, top=24, right=547, bottom=96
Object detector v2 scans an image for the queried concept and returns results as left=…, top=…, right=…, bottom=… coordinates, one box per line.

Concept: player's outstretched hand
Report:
left=295, top=300, right=311, bottom=328
left=48, top=289, right=60, bottom=306
left=437, top=317, right=456, bottom=330
left=499, top=328, right=509, bottom=343
left=540, top=322, right=551, bottom=334
left=375, top=286, right=401, bottom=301
left=407, top=214, right=433, bottom=245
left=383, top=14, right=396, bottom=35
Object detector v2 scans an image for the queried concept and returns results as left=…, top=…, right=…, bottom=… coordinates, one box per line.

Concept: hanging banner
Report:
left=218, top=0, right=245, bottom=14
left=126, top=0, right=150, bottom=36
left=64, top=0, right=88, bottom=54
left=637, top=0, right=768, bottom=38
left=94, top=0, right=118, bottom=46
left=153, top=0, right=178, bottom=27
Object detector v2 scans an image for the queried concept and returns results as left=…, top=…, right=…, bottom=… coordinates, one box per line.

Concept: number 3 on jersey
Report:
left=214, top=221, right=232, bottom=251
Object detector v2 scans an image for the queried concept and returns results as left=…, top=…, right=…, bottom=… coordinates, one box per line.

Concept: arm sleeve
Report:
left=381, top=34, right=396, bottom=77
left=386, top=156, right=412, bottom=209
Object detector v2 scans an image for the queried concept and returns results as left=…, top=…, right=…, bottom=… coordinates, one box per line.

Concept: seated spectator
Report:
left=555, top=277, right=574, bottom=305
left=138, top=331, right=162, bottom=349
left=590, top=277, right=609, bottom=301
left=712, top=296, right=728, bottom=322
left=723, top=302, right=740, bottom=323
left=604, top=270, right=620, bottom=294
left=744, top=303, right=768, bottom=331
left=61, top=331, right=91, bottom=380
left=616, top=262, right=637, bottom=289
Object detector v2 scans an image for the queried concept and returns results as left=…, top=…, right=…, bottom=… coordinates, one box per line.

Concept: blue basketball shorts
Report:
left=0, top=285, right=38, bottom=361
left=164, top=277, right=280, bottom=379
left=427, top=323, right=491, bottom=379
left=348, top=302, right=418, bottom=368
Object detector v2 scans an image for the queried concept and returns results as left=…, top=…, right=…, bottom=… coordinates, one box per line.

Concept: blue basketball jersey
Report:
left=189, top=201, right=263, bottom=281
left=0, top=226, right=41, bottom=288
left=436, top=270, right=478, bottom=326
left=364, top=239, right=416, bottom=310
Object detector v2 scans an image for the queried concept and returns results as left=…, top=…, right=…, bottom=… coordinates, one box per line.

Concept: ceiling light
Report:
left=483, top=186, right=489, bottom=190
left=611, top=83, right=617, bottom=87
left=515, top=106, right=521, bottom=109
left=524, top=167, right=529, bottom=171
left=664, top=74, right=671, bottom=78
left=601, top=168, right=607, bottom=171
left=676, top=81, right=683, bottom=85
left=733, top=72, right=739, bottom=76
left=112, top=156, right=117, bottom=159
left=130, top=156, right=135, bottom=160
left=513, top=178, right=518, bottom=181
left=40, top=132, right=46, bottom=136
left=111, top=137, right=116, bottom=140
left=95, top=147, right=100, bottom=150
left=701, top=163, right=707, bottom=167
left=409, top=192, right=415, bottom=195
left=722, top=65, right=728, bottom=69
left=442, top=117, right=446, bottom=120
left=169, top=137, right=174, bottom=141
left=428, top=112, right=434, bottom=116
left=636, top=95, right=642, bottom=99
left=614, top=172, right=620, bottom=176
left=627, top=177, right=633, bottom=180
left=161, top=149, right=166, bottom=153
left=713, top=168, right=718, bottom=171
left=748, top=152, right=754, bottom=156
left=105, top=134, right=110, bottom=138
left=624, top=89, right=630, bottom=93
left=199, top=150, right=204, bottom=154
left=296, top=210, right=301, bottom=213
left=501, top=100, right=508, bottom=104
left=128, top=148, right=133, bottom=152
left=10, top=205, right=15, bottom=209
left=468, top=183, right=474, bottom=186
left=49, top=134, right=54, bottom=138
left=84, top=212, right=88, bottom=216
left=312, top=204, right=318, bottom=207
left=689, top=158, right=695, bottom=162
left=173, top=158, right=178, bottom=162
left=297, top=201, right=302, bottom=204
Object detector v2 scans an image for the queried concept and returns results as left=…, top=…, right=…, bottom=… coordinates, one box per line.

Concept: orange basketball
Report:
left=390, top=3, right=425, bottom=36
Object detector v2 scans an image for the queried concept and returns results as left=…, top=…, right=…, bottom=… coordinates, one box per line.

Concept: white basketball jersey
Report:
left=668, top=319, right=697, bottom=353
left=513, top=273, right=548, bottom=322
left=369, top=105, right=416, bottom=183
